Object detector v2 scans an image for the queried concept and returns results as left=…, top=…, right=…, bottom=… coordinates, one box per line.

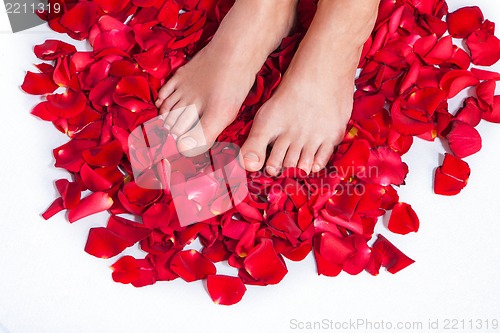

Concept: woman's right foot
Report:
left=155, top=0, right=297, bottom=157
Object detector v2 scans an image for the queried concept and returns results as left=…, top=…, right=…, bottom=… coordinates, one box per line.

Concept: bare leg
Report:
left=155, top=0, right=297, bottom=156
left=241, top=0, right=380, bottom=175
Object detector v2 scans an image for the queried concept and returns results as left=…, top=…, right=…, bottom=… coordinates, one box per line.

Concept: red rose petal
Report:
left=60, top=2, right=99, bottom=35
left=169, top=250, right=216, bottom=282
left=243, top=238, right=287, bottom=285
left=55, top=178, right=81, bottom=209
left=361, top=146, right=408, bottom=186
left=434, top=154, right=471, bottom=196
left=106, top=215, right=152, bottom=246
left=54, top=139, right=96, bottom=172
left=82, top=140, right=123, bottom=167
left=482, top=96, right=500, bottom=123
left=68, top=192, right=113, bottom=223
left=446, top=120, right=482, bottom=158
left=476, top=80, right=496, bottom=111
left=34, top=40, right=77, bottom=60
left=387, top=202, right=420, bottom=235
left=111, top=256, right=157, bottom=287
left=455, top=97, right=482, bottom=127
left=466, top=30, right=500, bottom=66
left=46, top=90, right=87, bottom=118
left=366, top=235, right=415, bottom=275
left=21, top=71, right=59, bottom=95
left=471, top=68, right=500, bottom=81
left=85, top=227, right=130, bottom=259
left=207, top=275, right=247, bottom=306
left=313, top=232, right=354, bottom=277
left=42, top=197, right=65, bottom=220
left=447, top=6, right=484, bottom=38
left=439, top=70, right=480, bottom=99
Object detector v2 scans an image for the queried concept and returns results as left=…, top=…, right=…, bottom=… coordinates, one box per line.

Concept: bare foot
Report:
left=241, top=0, right=379, bottom=176
left=155, top=0, right=297, bottom=156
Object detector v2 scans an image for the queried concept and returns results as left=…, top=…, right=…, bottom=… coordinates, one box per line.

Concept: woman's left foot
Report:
left=240, top=0, right=379, bottom=176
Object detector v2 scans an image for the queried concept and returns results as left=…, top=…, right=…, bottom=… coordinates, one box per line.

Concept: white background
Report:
left=1, top=1, right=500, bottom=332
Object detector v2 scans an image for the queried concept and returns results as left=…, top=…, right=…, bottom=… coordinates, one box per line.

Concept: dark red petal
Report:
left=31, top=102, right=58, bottom=121
left=107, top=215, right=151, bottom=246
left=391, top=98, right=435, bottom=136
left=95, top=0, right=131, bottom=13
left=46, top=90, right=87, bottom=118
left=115, top=76, right=151, bottom=102
left=41, top=197, right=65, bottom=220
left=82, top=140, right=123, bottom=167
left=54, top=139, right=96, bottom=172
left=169, top=250, right=216, bottom=282
left=59, top=2, right=99, bottom=34
left=446, top=120, right=482, bottom=158
left=387, top=202, right=420, bottom=235
left=68, top=192, right=113, bottom=223
left=476, top=80, right=496, bottom=111
left=366, top=234, right=415, bottom=275
left=84, top=227, right=130, bottom=259
left=313, top=232, right=353, bottom=277
left=55, top=178, right=81, bottom=209
left=424, top=36, right=453, bottom=65
left=80, top=163, right=113, bottom=191
left=343, top=235, right=371, bottom=275
left=482, top=96, right=500, bottom=123
left=439, top=70, right=479, bottom=99
left=333, top=139, right=371, bottom=179
left=471, top=68, right=500, bottom=81
left=207, top=275, right=247, bottom=306
left=434, top=154, right=471, bottom=196
left=34, top=40, right=77, bottom=60
left=466, top=30, right=500, bottom=66
left=455, top=97, right=482, bottom=127
left=21, top=71, right=59, bottom=95
left=148, top=251, right=179, bottom=281
left=111, top=256, right=140, bottom=284
left=361, top=146, right=408, bottom=186
left=111, top=256, right=157, bottom=287
left=243, top=238, right=287, bottom=285
left=447, top=6, right=484, bottom=38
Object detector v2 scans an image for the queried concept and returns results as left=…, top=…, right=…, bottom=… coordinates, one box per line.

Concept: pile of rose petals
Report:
left=23, top=0, right=500, bottom=305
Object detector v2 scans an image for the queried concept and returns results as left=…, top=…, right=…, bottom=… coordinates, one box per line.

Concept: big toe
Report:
left=176, top=112, right=225, bottom=157
left=240, top=127, right=273, bottom=172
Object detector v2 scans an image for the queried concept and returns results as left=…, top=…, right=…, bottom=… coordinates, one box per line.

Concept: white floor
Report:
left=1, top=1, right=500, bottom=332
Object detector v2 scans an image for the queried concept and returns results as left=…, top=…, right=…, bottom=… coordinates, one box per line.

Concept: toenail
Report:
left=313, top=164, right=321, bottom=172
left=180, top=137, right=197, bottom=149
left=266, top=166, right=279, bottom=175
left=244, top=153, right=260, bottom=162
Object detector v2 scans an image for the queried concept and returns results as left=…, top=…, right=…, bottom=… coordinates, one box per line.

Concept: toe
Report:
left=240, top=124, right=274, bottom=172
left=283, top=144, right=302, bottom=169
left=265, top=136, right=289, bottom=176
left=169, top=104, right=200, bottom=138
left=177, top=110, right=227, bottom=157
left=177, top=123, right=209, bottom=157
left=312, top=143, right=335, bottom=173
left=156, top=79, right=177, bottom=108
left=163, top=105, right=186, bottom=132
left=159, top=90, right=181, bottom=115
left=297, top=144, right=317, bottom=175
